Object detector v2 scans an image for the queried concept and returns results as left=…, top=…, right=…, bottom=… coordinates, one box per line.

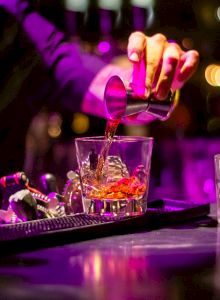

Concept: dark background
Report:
left=28, top=0, right=220, bottom=138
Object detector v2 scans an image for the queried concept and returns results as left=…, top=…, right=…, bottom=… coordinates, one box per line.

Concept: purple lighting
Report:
left=97, top=41, right=111, bottom=54
left=203, top=178, right=214, bottom=195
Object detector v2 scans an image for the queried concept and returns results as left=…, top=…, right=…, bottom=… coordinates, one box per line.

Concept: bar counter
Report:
left=0, top=205, right=219, bottom=300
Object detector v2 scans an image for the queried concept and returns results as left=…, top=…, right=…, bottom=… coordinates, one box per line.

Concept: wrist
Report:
left=82, top=63, right=132, bottom=119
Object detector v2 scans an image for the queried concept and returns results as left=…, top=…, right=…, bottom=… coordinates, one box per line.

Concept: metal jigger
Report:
left=104, top=75, right=178, bottom=122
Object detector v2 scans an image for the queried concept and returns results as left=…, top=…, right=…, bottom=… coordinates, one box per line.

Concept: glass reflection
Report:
left=68, top=250, right=167, bottom=300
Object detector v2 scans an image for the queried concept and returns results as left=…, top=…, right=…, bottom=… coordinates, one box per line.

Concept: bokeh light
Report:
left=97, top=41, right=111, bottom=54
left=216, top=6, right=220, bottom=22
left=71, top=113, right=89, bottom=134
left=215, top=68, right=220, bottom=86
left=205, top=64, right=220, bottom=87
left=182, top=37, right=194, bottom=50
left=131, top=0, right=154, bottom=8
left=98, top=0, right=122, bottom=10
left=48, top=113, right=62, bottom=138
left=64, top=0, right=89, bottom=12
left=207, top=117, right=220, bottom=133
left=200, top=4, right=217, bottom=28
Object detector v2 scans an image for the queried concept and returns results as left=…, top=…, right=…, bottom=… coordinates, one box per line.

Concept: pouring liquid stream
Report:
left=95, top=119, right=120, bottom=180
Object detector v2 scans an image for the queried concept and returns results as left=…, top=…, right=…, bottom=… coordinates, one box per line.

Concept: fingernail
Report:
left=180, top=64, right=190, bottom=74
left=129, top=52, right=140, bottom=62
left=180, top=65, right=186, bottom=74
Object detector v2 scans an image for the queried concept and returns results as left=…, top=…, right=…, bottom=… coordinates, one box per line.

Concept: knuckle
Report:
left=148, top=59, right=158, bottom=68
left=170, top=43, right=180, bottom=52
left=152, top=33, right=167, bottom=43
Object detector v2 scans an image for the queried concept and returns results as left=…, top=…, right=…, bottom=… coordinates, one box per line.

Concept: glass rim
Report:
left=75, top=135, right=154, bottom=142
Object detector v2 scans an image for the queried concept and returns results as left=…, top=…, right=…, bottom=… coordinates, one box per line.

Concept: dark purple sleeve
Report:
left=21, top=11, right=106, bottom=111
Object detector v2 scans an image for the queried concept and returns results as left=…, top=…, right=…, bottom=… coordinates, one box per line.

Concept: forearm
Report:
left=0, top=0, right=108, bottom=112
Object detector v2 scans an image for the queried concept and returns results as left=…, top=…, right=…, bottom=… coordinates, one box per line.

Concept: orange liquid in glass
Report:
left=89, top=119, right=147, bottom=202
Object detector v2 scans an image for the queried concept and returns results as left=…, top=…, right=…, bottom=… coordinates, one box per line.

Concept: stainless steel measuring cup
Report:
left=104, top=75, right=178, bottom=122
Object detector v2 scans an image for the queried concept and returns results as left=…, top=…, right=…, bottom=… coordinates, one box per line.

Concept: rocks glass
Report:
left=75, top=136, right=153, bottom=216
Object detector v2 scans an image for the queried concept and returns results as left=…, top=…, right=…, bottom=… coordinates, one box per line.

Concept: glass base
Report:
left=84, top=198, right=146, bottom=216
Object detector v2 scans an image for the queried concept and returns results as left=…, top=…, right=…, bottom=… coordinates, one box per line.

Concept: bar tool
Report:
left=104, top=75, right=178, bottom=122
left=38, top=173, right=59, bottom=195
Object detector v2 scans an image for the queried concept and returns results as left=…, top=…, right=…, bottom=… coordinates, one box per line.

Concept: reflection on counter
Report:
left=68, top=250, right=167, bottom=300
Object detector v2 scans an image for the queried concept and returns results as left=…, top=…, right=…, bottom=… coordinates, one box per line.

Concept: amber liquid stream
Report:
left=95, top=119, right=120, bottom=180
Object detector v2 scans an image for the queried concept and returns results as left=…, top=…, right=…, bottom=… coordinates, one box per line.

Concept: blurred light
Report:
left=207, top=117, right=220, bottom=133
left=131, top=0, right=154, bottom=28
left=205, top=64, right=220, bottom=86
left=147, top=7, right=154, bottom=27
left=175, top=89, right=180, bottom=102
left=215, top=68, right=220, bottom=86
left=182, top=37, right=194, bottom=50
left=200, top=4, right=217, bottom=28
left=131, top=0, right=155, bottom=8
left=48, top=113, right=62, bottom=138
left=210, top=65, right=220, bottom=86
left=93, top=252, right=102, bottom=283
left=203, top=178, right=214, bottom=194
left=98, top=0, right=122, bottom=10
left=48, top=126, right=61, bottom=138
left=216, top=7, right=220, bottom=21
left=205, top=65, right=214, bottom=86
left=64, top=0, right=89, bottom=12
left=72, top=113, right=89, bottom=134
left=97, top=41, right=111, bottom=54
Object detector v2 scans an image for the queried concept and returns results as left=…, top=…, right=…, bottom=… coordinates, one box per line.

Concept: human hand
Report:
left=127, top=31, right=199, bottom=100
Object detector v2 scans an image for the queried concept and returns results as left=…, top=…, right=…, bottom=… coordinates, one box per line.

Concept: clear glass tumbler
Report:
left=75, top=136, right=153, bottom=216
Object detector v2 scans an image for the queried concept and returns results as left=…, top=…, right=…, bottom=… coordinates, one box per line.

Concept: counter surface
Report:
left=0, top=205, right=219, bottom=300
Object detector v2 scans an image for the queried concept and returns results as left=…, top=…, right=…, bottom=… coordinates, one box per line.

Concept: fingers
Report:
left=127, top=31, right=146, bottom=62
left=145, top=33, right=167, bottom=96
left=127, top=32, right=147, bottom=96
left=154, top=42, right=180, bottom=99
left=155, top=46, right=199, bottom=98
left=127, top=31, right=199, bottom=100
left=173, top=50, right=199, bottom=89
left=128, top=32, right=167, bottom=98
